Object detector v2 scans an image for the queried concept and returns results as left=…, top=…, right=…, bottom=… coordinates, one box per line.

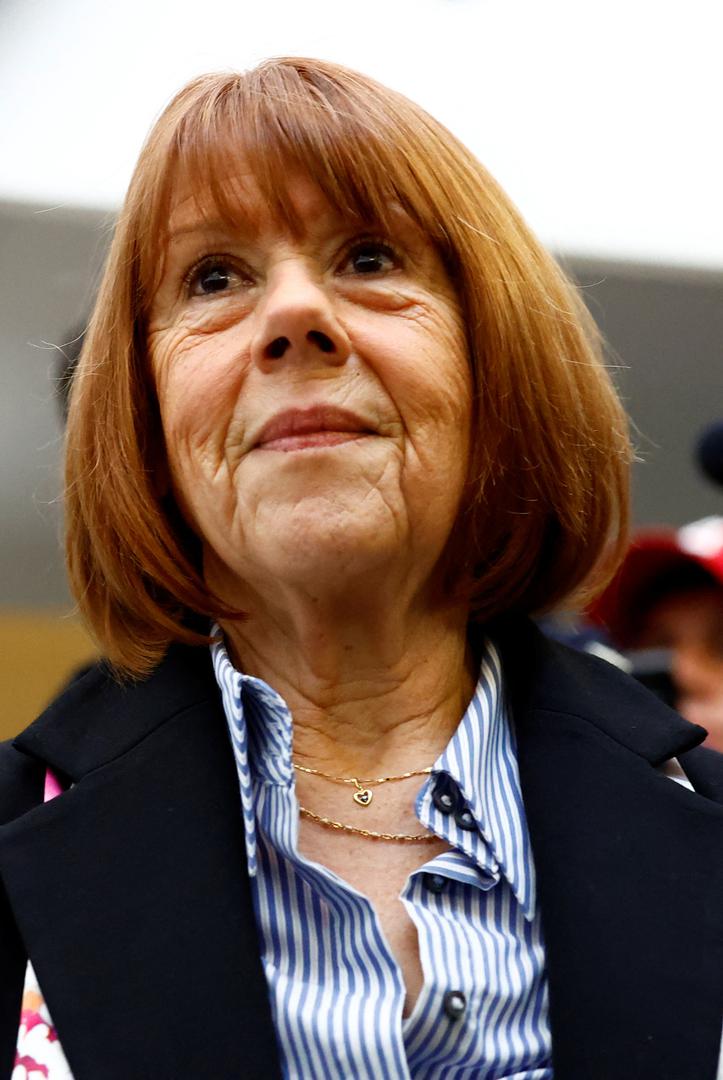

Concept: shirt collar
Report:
left=210, top=627, right=295, bottom=876
left=424, top=640, right=536, bottom=918
left=210, top=628, right=535, bottom=918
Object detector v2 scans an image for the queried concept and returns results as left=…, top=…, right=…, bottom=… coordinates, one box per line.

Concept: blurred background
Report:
left=1, top=0, right=722, bottom=735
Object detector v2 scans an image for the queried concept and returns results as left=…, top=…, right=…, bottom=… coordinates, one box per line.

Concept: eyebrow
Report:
left=166, top=219, right=242, bottom=246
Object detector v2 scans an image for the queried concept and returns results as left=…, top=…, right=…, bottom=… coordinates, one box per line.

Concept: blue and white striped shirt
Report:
left=212, top=632, right=552, bottom=1079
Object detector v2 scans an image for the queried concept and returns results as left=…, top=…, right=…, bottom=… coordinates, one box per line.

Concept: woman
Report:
left=1, top=58, right=721, bottom=1080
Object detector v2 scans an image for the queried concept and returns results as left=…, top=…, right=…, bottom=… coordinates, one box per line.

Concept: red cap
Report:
left=590, top=516, right=723, bottom=648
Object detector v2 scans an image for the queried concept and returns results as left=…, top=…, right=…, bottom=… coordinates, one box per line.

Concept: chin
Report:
left=243, top=500, right=410, bottom=593
left=282, top=511, right=398, bottom=568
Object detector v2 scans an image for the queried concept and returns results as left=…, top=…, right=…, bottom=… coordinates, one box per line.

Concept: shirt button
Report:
left=443, top=990, right=467, bottom=1020
left=432, top=786, right=456, bottom=814
left=455, top=808, right=477, bottom=831
left=423, top=873, right=447, bottom=894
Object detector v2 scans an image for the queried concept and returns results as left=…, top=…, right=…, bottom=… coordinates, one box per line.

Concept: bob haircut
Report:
left=65, top=56, right=631, bottom=676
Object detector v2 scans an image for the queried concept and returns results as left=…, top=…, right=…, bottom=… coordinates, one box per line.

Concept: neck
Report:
left=219, top=592, right=476, bottom=776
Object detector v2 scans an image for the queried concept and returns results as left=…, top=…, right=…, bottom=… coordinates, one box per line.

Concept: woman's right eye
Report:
left=185, top=257, right=250, bottom=297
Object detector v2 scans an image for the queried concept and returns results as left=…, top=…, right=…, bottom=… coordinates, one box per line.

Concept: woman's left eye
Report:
left=340, top=241, right=400, bottom=276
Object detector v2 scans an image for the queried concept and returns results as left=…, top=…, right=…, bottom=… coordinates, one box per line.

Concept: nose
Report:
left=250, top=263, right=352, bottom=370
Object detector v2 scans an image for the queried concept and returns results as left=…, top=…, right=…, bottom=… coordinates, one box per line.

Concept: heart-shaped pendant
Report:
left=353, top=788, right=373, bottom=807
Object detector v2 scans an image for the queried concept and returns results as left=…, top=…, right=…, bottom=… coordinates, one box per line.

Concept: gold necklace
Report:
left=298, top=804, right=437, bottom=843
left=293, top=762, right=433, bottom=807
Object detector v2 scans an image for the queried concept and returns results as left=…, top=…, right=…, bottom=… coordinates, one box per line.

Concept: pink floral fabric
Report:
left=13, top=964, right=72, bottom=1079
left=13, top=770, right=74, bottom=1079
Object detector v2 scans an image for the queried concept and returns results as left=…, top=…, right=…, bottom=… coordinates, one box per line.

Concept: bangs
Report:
left=134, top=60, right=457, bottom=301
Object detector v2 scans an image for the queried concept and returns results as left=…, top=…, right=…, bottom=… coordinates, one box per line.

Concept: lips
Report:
left=254, top=406, right=375, bottom=452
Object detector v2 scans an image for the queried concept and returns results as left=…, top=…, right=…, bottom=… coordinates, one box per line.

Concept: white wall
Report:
left=1, top=0, right=721, bottom=268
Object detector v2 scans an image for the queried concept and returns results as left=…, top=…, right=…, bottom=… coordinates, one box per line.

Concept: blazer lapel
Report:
left=498, top=619, right=723, bottom=1080
left=0, top=646, right=280, bottom=1080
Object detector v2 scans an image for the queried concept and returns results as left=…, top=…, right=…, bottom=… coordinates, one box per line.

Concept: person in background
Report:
left=0, top=58, right=721, bottom=1080
left=592, top=516, right=723, bottom=750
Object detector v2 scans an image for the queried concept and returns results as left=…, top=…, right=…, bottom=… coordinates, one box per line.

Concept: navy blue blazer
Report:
left=1, top=618, right=722, bottom=1080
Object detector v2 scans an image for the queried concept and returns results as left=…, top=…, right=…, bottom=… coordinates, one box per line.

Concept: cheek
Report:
left=384, top=308, right=472, bottom=447
left=352, top=305, right=472, bottom=526
left=149, top=331, right=254, bottom=533
left=152, top=330, right=247, bottom=459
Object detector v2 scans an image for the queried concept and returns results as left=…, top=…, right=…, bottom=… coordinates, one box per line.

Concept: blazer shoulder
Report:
left=11, top=644, right=221, bottom=784
left=493, top=616, right=708, bottom=766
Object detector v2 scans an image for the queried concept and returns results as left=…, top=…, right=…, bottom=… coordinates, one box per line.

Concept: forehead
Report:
left=166, top=168, right=356, bottom=243
left=162, top=165, right=430, bottom=268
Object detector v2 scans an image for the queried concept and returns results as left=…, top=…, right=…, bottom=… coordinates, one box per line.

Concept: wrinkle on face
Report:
left=146, top=170, right=472, bottom=612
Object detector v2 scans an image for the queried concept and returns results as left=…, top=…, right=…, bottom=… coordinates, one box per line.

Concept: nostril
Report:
left=265, top=337, right=290, bottom=360
left=307, top=330, right=336, bottom=354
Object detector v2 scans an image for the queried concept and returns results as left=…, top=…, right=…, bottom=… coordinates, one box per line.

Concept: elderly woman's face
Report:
left=148, top=169, right=472, bottom=601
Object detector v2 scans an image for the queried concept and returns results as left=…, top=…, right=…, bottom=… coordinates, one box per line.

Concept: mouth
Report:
left=254, top=406, right=376, bottom=453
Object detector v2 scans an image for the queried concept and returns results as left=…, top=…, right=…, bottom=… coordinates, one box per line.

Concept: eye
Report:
left=340, top=239, right=400, bottom=276
left=185, top=256, right=251, bottom=297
